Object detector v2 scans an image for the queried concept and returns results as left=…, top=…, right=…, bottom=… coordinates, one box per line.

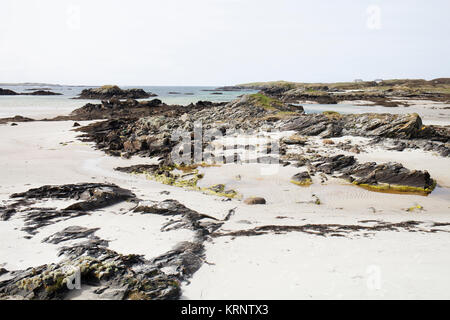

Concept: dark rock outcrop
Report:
left=134, top=199, right=222, bottom=234
left=0, top=88, right=61, bottom=96
left=0, top=115, right=34, bottom=125
left=72, top=93, right=449, bottom=163
left=290, top=172, right=312, bottom=186
left=7, top=183, right=137, bottom=235
left=243, top=197, right=266, bottom=205
left=254, top=80, right=450, bottom=105
left=341, top=162, right=435, bottom=194
left=42, top=226, right=101, bottom=244
left=0, top=184, right=222, bottom=300
left=68, top=98, right=163, bottom=120
left=11, top=183, right=135, bottom=207
left=0, top=207, right=16, bottom=221
left=310, top=155, right=436, bottom=194
left=26, top=90, right=62, bottom=96
left=0, top=242, right=181, bottom=300
left=311, top=155, right=357, bottom=174
left=21, top=209, right=88, bottom=236
left=281, top=112, right=450, bottom=143
left=76, top=86, right=156, bottom=100
left=0, top=88, right=18, bottom=95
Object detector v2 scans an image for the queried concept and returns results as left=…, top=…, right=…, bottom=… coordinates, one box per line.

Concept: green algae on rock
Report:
left=290, top=172, right=313, bottom=186
left=344, top=162, right=437, bottom=196
left=3, top=246, right=180, bottom=300
left=116, top=164, right=240, bottom=199
left=309, top=155, right=437, bottom=196
left=203, top=184, right=239, bottom=199
left=352, top=180, right=436, bottom=196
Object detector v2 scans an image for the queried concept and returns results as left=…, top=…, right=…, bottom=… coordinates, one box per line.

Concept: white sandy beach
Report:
left=0, top=114, right=449, bottom=299
left=2, top=0, right=450, bottom=304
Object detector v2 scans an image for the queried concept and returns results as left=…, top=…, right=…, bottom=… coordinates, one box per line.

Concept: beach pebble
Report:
left=243, top=197, right=266, bottom=205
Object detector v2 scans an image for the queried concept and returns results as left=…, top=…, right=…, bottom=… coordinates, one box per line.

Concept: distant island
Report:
left=0, top=88, right=62, bottom=96
left=75, top=85, right=157, bottom=100
left=0, top=82, right=87, bottom=87
left=216, top=78, right=450, bottom=107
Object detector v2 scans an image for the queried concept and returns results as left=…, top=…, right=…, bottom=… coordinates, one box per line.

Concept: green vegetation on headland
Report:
left=231, top=78, right=450, bottom=106
left=237, top=78, right=450, bottom=95
left=248, top=93, right=285, bottom=110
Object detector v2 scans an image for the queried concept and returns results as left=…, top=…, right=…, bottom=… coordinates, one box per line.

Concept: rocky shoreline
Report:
left=1, top=80, right=450, bottom=300
left=63, top=93, right=448, bottom=196
left=221, top=78, right=450, bottom=106
left=0, top=183, right=218, bottom=300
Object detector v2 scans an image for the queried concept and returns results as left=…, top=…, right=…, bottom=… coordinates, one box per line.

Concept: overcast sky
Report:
left=0, top=0, right=449, bottom=86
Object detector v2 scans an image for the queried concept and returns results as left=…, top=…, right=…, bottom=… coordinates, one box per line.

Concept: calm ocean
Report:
left=0, top=85, right=256, bottom=119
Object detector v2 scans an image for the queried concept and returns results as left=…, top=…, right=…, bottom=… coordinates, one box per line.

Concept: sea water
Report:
left=0, top=85, right=256, bottom=119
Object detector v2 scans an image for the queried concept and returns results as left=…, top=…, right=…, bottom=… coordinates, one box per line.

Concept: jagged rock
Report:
left=72, top=101, right=224, bottom=158
left=310, top=155, right=356, bottom=174
left=67, top=98, right=165, bottom=120
left=344, top=113, right=423, bottom=139
left=11, top=183, right=136, bottom=212
left=72, top=122, right=81, bottom=127
left=281, top=114, right=332, bottom=136
left=76, top=85, right=156, bottom=100
left=0, top=208, right=16, bottom=221
left=0, top=244, right=180, bottom=300
left=21, top=209, right=89, bottom=235
left=386, top=139, right=450, bottom=157
left=341, top=162, right=436, bottom=194
left=7, top=183, right=137, bottom=235
left=0, top=185, right=220, bottom=300
left=309, top=154, right=436, bottom=194
left=281, top=113, right=430, bottom=140
left=42, top=226, right=101, bottom=244
left=71, top=95, right=449, bottom=164
left=134, top=199, right=221, bottom=234
left=56, top=239, right=114, bottom=259
left=291, top=172, right=312, bottom=186
left=150, top=241, right=205, bottom=280
left=12, top=183, right=119, bottom=200
left=64, top=187, right=136, bottom=212
left=243, top=197, right=266, bottom=205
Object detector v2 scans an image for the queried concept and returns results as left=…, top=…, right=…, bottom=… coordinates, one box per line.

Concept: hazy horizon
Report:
left=1, top=0, right=449, bottom=86
left=1, top=77, right=450, bottom=88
